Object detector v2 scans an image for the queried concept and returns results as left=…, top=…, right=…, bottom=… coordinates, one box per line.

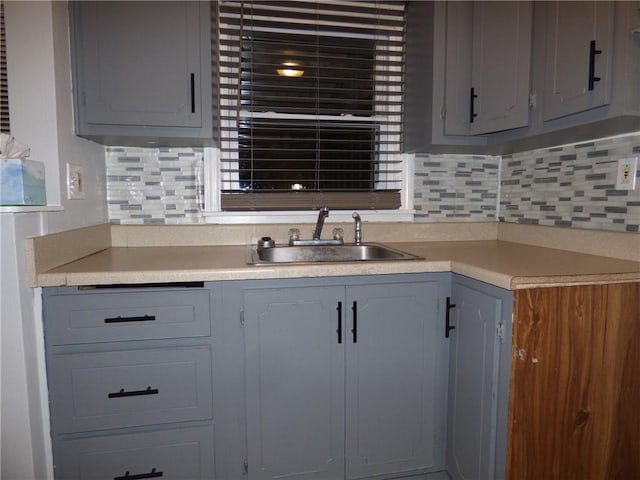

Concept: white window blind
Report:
left=216, top=0, right=405, bottom=211
left=0, top=1, right=9, bottom=134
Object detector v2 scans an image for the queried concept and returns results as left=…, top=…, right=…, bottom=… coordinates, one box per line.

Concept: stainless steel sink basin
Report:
left=247, top=243, right=423, bottom=265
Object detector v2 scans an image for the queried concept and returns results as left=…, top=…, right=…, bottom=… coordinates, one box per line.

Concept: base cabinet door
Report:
left=242, top=276, right=448, bottom=480
left=446, top=275, right=512, bottom=480
left=346, top=282, right=447, bottom=479
left=508, top=283, right=640, bottom=479
left=243, top=285, right=346, bottom=480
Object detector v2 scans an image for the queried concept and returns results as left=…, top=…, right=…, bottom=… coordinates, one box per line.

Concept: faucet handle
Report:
left=288, top=228, right=300, bottom=244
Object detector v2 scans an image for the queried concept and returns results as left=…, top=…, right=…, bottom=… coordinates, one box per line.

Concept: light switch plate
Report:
left=66, top=163, right=85, bottom=199
left=615, top=157, right=638, bottom=190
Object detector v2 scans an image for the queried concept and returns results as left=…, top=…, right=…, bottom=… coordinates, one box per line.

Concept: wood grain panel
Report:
left=508, top=283, right=640, bottom=480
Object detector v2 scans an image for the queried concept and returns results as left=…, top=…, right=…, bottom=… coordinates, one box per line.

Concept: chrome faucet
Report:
left=352, top=212, right=362, bottom=244
left=313, top=207, right=329, bottom=240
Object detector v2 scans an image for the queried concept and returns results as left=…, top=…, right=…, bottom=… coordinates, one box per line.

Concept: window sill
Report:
left=202, top=209, right=415, bottom=224
left=0, top=205, right=63, bottom=214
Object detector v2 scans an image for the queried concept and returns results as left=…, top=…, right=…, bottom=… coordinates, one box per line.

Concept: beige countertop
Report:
left=37, top=240, right=640, bottom=290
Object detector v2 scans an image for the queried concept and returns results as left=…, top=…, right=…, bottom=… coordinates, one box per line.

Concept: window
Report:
left=212, top=0, right=407, bottom=213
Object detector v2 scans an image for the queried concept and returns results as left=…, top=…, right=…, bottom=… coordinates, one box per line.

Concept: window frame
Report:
left=204, top=0, right=413, bottom=223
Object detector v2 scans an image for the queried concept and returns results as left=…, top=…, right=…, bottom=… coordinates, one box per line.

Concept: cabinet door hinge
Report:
left=243, top=458, right=248, bottom=475
left=496, top=322, right=505, bottom=342
left=240, top=309, right=245, bottom=327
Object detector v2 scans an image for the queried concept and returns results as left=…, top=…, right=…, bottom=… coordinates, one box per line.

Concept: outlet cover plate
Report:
left=615, top=157, right=638, bottom=190
left=67, top=163, right=85, bottom=199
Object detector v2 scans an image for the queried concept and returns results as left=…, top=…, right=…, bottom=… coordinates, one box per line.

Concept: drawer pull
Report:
left=114, top=468, right=163, bottom=480
left=104, top=314, right=156, bottom=324
left=108, top=386, right=159, bottom=399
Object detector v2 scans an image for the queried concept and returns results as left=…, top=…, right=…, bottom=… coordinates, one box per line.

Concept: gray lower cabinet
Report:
left=42, top=274, right=513, bottom=480
left=446, top=274, right=513, bottom=480
left=42, top=283, right=217, bottom=480
left=233, top=274, right=449, bottom=480
left=54, top=426, right=214, bottom=480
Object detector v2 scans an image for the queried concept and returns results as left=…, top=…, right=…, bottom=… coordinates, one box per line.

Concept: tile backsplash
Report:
left=106, top=133, right=640, bottom=233
left=106, top=147, right=204, bottom=224
left=413, top=154, right=500, bottom=222
left=500, top=133, right=640, bottom=233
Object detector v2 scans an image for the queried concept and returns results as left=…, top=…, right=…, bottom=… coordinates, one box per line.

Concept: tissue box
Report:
left=0, top=158, right=47, bottom=206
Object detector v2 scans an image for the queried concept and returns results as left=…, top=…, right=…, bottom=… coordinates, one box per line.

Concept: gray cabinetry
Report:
left=405, top=0, right=639, bottom=153
left=70, top=1, right=213, bottom=146
left=244, top=285, right=345, bottom=480
left=470, top=2, right=532, bottom=135
left=42, top=284, right=217, bottom=480
left=218, top=274, right=449, bottom=480
left=446, top=275, right=513, bottom=480
left=345, top=283, right=445, bottom=479
left=404, top=1, right=532, bottom=152
left=542, top=2, right=614, bottom=121
left=55, top=426, right=214, bottom=480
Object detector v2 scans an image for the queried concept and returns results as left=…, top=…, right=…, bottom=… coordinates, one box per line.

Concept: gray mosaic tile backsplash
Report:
left=500, top=133, right=640, bottom=233
left=106, top=147, right=204, bottom=224
left=413, top=154, right=500, bottom=222
left=106, top=133, right=640, bottom=233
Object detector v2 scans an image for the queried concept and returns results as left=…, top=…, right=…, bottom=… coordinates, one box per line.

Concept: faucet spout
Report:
left=313, top=207, right=329, bottom=240
left=352, top=212, right=362, bottom=245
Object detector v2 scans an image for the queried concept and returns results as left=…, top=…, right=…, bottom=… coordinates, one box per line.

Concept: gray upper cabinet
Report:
left=239, top=275, right=448, bottom=480
left=70, top=1, right=213, bottom=146
left=542, top=2, right=614, bottom=121
left=404, top=1, right=532, bottom=152
left=470, top=2, right=532, bottom=135
left=404, top=1, right=488, bottom=153
left=446, top=275, right=512, bottom=480
left=405, top=0, right=639, bottom=154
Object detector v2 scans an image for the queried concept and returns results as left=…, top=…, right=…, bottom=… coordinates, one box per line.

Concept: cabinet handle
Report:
left=445, top=296, right=456, bottom=338
left=337, top=301, right=343, bottom=344
left=352, top=301, right=358, bottom=343
left=190, top=73, right=196, bottom=113
left=104, top=314, right=156, bottom=324
left=108, top=386, right=159, bottom=399
left=114, top=468, right=163, bottom=480
left=588, top=40, right=602, bottom=91
left=469, top=87, right=478, bottom=124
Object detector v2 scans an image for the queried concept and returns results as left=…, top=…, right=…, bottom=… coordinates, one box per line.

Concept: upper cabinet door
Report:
left=77, top=2, right=203, bottom=128
left=470, top=1, right=533, bottom=135
left=542, top=2, right=614, bottom=121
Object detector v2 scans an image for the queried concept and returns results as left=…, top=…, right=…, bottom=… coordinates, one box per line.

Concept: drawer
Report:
left=54, top=425, right=214, bottom=480
left=50, top=346, right=213, bottom=433
left=44, top=289, right=211, bottom=345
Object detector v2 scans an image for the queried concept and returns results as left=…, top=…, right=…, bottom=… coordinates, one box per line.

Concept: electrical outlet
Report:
left=67, top=163, right=85, bottom=199
left=615, top=157, right=638, bottom=190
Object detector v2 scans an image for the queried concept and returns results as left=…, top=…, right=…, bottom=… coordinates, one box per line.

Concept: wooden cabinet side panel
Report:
left=508, top=283, right=640, bottom=480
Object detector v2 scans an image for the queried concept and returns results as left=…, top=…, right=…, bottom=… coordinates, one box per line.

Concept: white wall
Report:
left=1, top=213, right=50, bottom=480
left=1, top=2, right=108, bottom=478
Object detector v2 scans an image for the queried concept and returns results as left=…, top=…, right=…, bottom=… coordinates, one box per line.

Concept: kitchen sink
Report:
left=247, top=243, right=423, bottom=265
